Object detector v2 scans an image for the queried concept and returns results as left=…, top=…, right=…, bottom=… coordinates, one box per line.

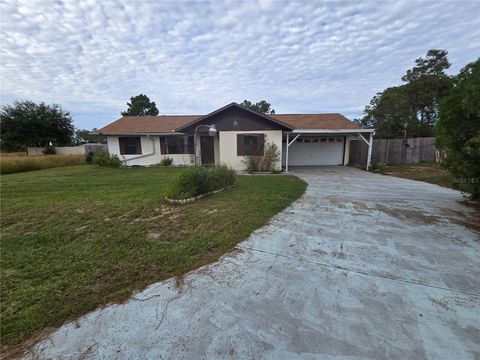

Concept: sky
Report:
left=1, top=0, right=479, bottom=130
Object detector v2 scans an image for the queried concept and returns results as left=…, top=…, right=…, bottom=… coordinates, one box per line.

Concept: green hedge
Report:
left=166, top=165, right=236, bottom=200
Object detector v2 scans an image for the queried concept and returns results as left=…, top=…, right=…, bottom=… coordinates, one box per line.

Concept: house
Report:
left=99, top=102, right=375, bottom=171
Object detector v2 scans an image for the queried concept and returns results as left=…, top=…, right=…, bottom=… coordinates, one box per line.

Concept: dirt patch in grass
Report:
left=372, top=162, right=456, bottom=190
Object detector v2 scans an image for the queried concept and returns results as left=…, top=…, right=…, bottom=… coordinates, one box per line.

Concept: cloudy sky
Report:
left=1, top=0, right=479, bottom=130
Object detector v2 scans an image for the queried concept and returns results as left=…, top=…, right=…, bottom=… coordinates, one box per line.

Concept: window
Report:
left=298, top=136, right=320, bottom=143
left=160, top=136, right=193, bottom=154
left=237, top=134, right=264, bottom=156
left=119, top=137, right=141, bottom=155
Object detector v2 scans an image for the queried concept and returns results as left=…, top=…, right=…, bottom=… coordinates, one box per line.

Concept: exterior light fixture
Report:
left=208, top=124, right=217, bottom=136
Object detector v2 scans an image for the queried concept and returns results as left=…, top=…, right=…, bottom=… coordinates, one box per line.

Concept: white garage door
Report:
left=282, top=137, right=345, bottom=166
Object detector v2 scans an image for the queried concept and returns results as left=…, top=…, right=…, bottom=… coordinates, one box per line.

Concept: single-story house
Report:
left=99, top=102, right=375, bottom=171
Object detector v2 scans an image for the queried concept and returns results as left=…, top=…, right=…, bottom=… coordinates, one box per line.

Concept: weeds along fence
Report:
left=349, top=137, right=443, bottom=165
left=0, top=155, right=85, bottom=174
left=27, top=143, right=108, bottom=156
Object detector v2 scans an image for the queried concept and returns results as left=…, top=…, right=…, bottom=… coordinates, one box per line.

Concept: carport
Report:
left=283, top=128, right=375, bottom=171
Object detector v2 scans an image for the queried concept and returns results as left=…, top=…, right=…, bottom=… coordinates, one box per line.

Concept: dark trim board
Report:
left=176, top=103, right=293, bottom=133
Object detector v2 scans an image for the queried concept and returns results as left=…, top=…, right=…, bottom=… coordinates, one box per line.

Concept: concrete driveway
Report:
left=28, top=167, right=480, bottom=359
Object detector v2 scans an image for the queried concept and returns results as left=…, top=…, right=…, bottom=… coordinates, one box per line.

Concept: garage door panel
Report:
left=282, top=138, right=344, bottom=166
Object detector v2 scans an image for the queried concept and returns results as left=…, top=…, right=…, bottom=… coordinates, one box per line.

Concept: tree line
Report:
left=354, top=49, right=453, bottom=138
left=355, top=49, right=479, bottom=198
left=0, top=95, right=274, bottom=152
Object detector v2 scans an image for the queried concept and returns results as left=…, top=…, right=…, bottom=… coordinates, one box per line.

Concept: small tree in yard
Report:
left=435, top=58, right=480, bottom=199
left=0, top=100, right=74, bottom=152
left=121, top=94, right=159, bottom=116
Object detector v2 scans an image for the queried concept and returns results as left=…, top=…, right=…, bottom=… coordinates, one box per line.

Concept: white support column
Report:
left=343, top=136, right=350, bottom=165
left=366, top=132, right=373, bottom=171
left=285, top=132, right=289, bottom=172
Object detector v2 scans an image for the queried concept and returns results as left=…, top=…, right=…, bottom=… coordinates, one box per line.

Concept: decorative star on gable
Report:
left=233, top=119, right=239, bottom=130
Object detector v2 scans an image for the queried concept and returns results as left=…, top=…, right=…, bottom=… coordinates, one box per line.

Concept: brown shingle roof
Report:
left=99, top=115, right=201, bottom=134
left=271, top=113, right=360, bottom=130
left=99, top=112, right=359, bottom=134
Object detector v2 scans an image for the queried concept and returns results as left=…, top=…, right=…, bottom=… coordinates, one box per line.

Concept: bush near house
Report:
left=160, top=157, right=174, bottom=166
left=243, top=142, right=281, bottom=173
left=91, top=153, right=122, bottom=167
left=0, top=154, right=85, bottom=174
left=166, top=165, right=236, bottom=200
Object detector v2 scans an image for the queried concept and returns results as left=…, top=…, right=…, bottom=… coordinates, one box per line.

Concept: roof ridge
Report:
left=272, top=113, right=343, bottom=116
left=121, top=114, right=202, bottom=118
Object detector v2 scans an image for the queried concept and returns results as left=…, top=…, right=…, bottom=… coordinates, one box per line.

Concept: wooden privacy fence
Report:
left=349, top=137, right=440, bottom=165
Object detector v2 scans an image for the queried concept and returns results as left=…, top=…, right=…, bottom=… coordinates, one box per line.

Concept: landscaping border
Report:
left=166, top=188, right=226, bottom=204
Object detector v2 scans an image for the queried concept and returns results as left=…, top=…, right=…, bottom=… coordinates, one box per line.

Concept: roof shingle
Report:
left=271, top=114, right=360, bottom=130
left=99, top=112, right=359, bottom=134
left=99, top=115, right=201, bottom=134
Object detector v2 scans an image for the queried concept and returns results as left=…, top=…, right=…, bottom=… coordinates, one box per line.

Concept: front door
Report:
left=200, top=136, right=215, bottom=165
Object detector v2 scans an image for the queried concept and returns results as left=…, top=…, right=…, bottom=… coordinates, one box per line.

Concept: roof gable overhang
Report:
left=174, top=102, right=294, bottom=132
left=290, top=129, right=375, bottom=134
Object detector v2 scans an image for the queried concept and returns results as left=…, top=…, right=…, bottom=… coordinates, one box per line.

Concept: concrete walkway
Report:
left=27, top=167, right=480, bottom=359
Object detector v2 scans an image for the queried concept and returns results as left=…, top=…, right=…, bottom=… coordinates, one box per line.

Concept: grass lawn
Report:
left=1, top=165, right=306, bottom=350
left=372, top=162, right=456, bottom=189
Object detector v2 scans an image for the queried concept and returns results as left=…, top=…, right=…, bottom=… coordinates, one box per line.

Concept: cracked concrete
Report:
left=25, top=167, right=480, bottom=359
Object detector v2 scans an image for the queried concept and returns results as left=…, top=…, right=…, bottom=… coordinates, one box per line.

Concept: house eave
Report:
left=174, top=102, right=295, bottom=132
left=289, top=128, right=375, bottom=134
left=102, top=132, right=188, bottom=136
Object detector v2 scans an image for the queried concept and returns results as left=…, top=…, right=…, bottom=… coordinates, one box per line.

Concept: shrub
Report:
left=0, top=155, right=84, bottom=174
left=160, top=157, right=173, bottom=166
left=42, top=145, right=56, bottom=155
left=243, top=142, right=281, bottom=173
left=85, top=151, right=95, bottom=164
left=244, top=156, right=261, bottom=173
left=92, top=154, right=122, bottom=167
left=166, top=165, right=236, bottom=200
left=262, top=142, right=280, bottom=172
left=435, top=59, right=480, bottom=199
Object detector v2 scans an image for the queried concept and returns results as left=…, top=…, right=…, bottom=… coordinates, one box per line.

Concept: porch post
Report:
left=366, top=132, right=373, bottom=171
left=285, top=132, right=289, bottom=172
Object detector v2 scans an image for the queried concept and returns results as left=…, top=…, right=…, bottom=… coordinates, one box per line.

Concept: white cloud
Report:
left=0, top=0, right=479, bottom=129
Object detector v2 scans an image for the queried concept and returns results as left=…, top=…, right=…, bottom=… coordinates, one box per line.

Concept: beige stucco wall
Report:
left=107, top=136, right=194, bottom=166
left=107, top=131, right=282, bottom=170
left=218, top=130, right=283, bottom=171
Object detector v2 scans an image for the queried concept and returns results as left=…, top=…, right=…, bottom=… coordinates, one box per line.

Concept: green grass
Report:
left=0, top=165, right=306, bottom=349
left=373, top=162, right=456, bottom=189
